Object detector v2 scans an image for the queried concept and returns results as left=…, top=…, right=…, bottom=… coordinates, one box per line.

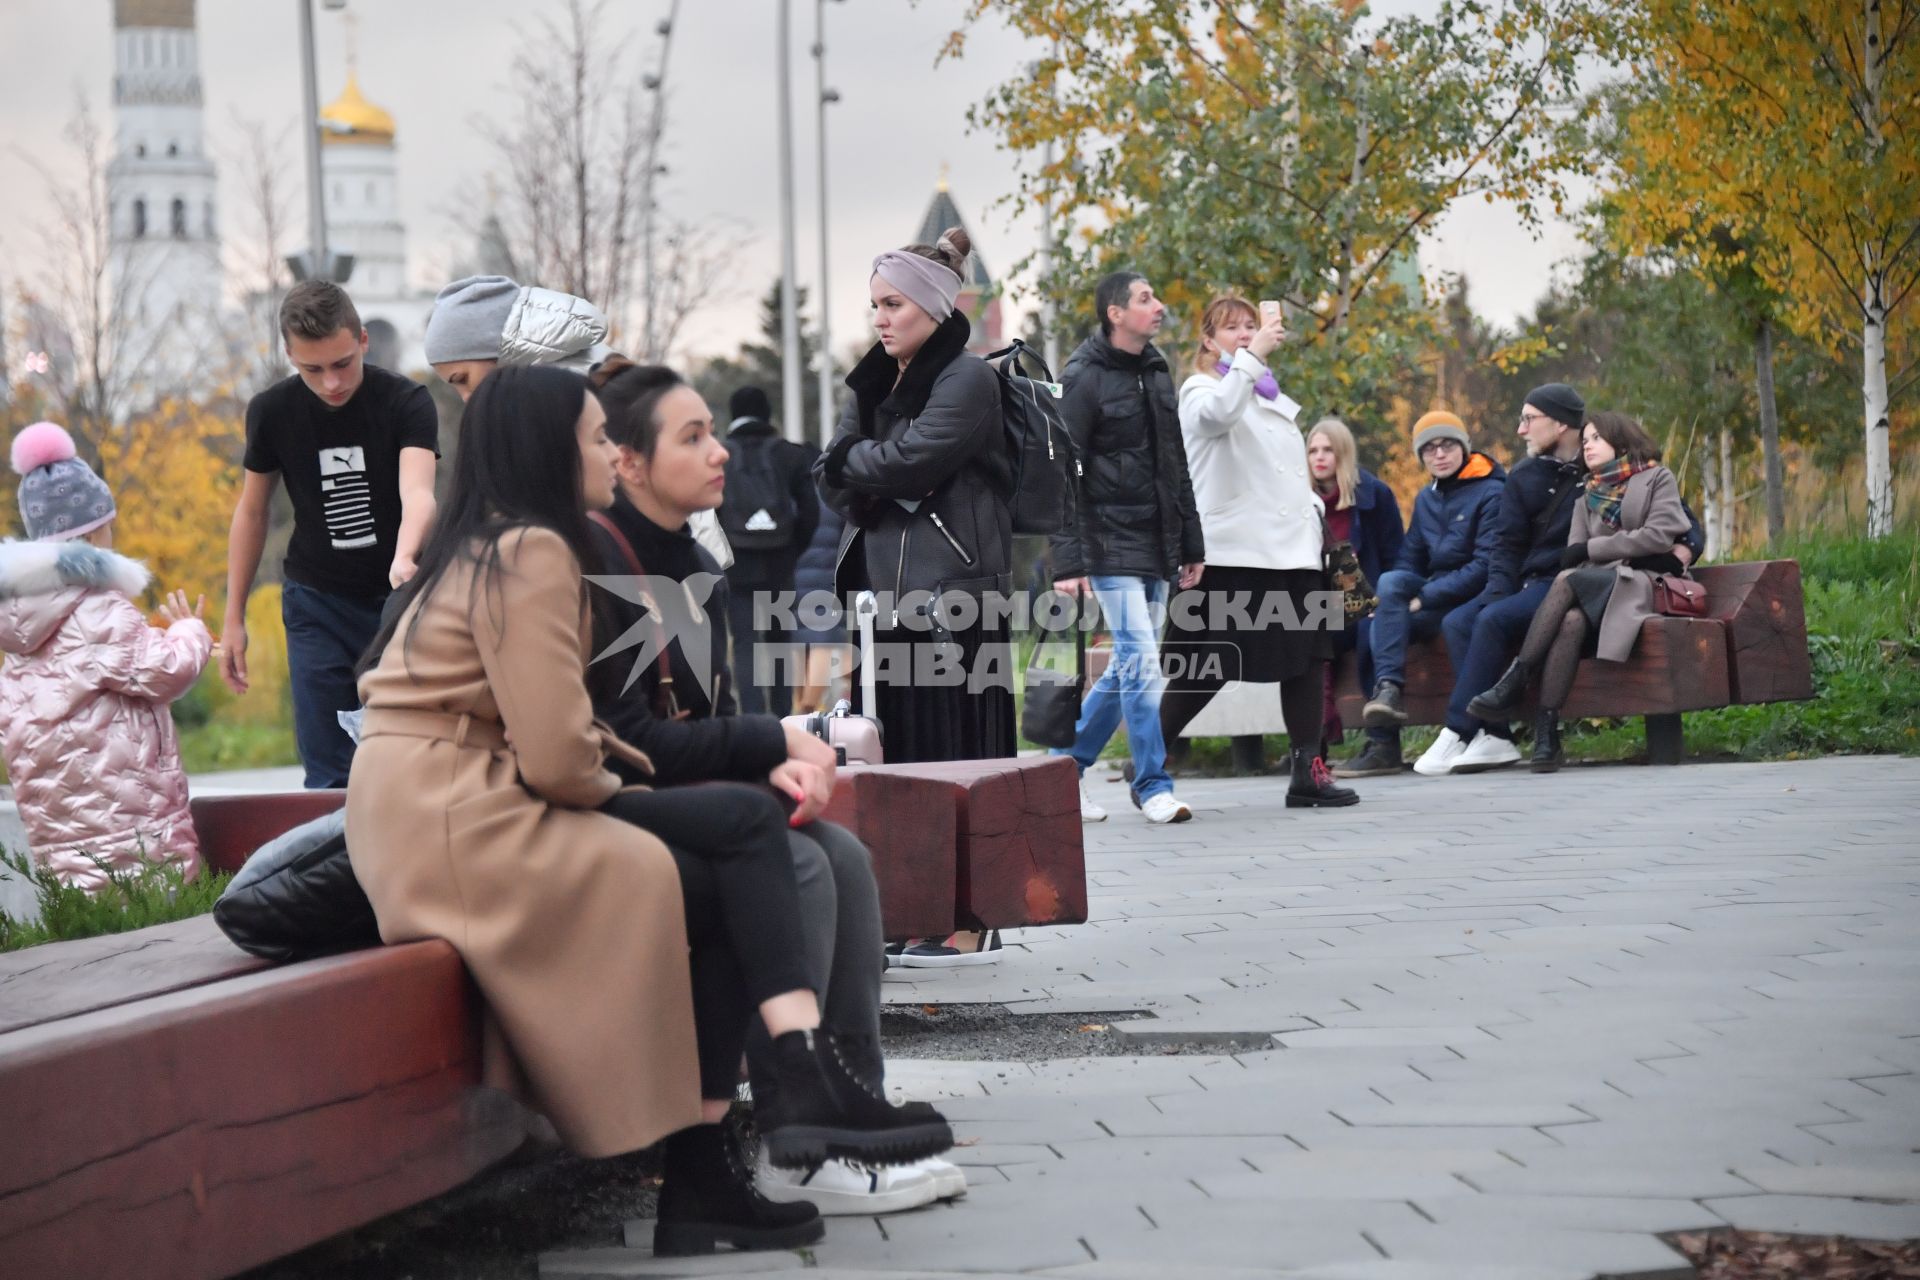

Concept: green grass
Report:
left=1555, top=530, right=1920, bottom=763
left=0, top=847, right=233, bottom=952
left=176, top=720, right=299, bottom=774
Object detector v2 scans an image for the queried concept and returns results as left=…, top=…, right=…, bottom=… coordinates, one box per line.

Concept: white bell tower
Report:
left=107, top=0, right=222, bottom=395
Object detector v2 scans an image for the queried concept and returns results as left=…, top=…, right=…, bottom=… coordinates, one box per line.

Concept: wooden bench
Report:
left=0, top=791, right=521, bottom=1280
left=1330, top=560, right=1813, bottom=764
left=0, top=756, right=1085, bottom=1278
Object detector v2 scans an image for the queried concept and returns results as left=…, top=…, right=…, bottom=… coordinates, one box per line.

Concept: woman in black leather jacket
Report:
left=814, top=226, right=1015, bottom=764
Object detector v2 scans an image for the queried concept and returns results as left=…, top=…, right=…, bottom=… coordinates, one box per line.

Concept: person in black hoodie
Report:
left=587, top=360, right=962, bottom=1218
left=1048, top=272, right=1205, bottom=827
left=719, top=386, right=820, bottom=717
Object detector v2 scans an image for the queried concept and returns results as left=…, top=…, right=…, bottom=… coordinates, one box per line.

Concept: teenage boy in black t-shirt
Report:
left=222, top=281, right=439, bottom=788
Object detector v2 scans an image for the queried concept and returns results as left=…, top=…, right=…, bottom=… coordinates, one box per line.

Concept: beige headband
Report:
left=871, top=251, right=963, bottom=322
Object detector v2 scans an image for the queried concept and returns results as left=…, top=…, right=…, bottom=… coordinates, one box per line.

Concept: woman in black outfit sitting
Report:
left=585, top=359, right=968, bottom=1214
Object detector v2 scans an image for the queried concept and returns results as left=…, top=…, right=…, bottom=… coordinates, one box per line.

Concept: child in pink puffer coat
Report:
left=1, top=422, right=212, bottom=891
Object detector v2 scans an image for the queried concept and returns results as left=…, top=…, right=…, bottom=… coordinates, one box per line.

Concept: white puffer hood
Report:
left=499, top=287, right=614, bottom=372
left=0, top=540, right=149, bottom=656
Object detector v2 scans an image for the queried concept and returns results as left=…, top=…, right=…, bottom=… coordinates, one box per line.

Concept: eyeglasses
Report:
left=1518, top=412, right=1552, bottom=429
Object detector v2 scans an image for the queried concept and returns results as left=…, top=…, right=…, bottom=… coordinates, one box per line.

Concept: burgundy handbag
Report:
left=1653, top=571, right=1708, bottom=617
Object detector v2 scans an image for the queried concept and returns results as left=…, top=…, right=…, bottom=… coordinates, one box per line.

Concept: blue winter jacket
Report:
left=1391, top=452, right=1507, bottom=611
left=1344, top=469, right=1405, bottom=592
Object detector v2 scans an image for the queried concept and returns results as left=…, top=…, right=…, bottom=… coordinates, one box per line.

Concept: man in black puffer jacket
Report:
left=1050, top=272, right=1205, bottom=826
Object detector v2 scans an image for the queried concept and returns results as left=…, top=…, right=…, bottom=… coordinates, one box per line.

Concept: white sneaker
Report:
left=1450, top=731, right=1522, bottom=774
left=1140, top=792, right=1193, bottom=824
left=755, top=1152, right=939, bottom=1216
left=1080, top=783, right=1108, bottom=823
left=1412, top=728, right=1468, bottom=777
left=906, top=1154, right=968, bottom=1200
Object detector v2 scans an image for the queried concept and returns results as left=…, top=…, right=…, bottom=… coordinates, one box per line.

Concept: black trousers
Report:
left=600, top=784, right=813, bottom=1099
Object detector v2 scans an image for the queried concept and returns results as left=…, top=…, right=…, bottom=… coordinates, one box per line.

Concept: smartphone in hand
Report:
left=1259, top=299, right=1282, bottom=323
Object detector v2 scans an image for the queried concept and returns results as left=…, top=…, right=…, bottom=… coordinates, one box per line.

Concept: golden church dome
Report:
left=320, top=73, right=395, bottom=144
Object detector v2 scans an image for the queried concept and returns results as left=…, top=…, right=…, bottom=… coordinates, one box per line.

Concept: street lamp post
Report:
left=291, top=0, right=351, bottom=283
left=776, top=0, right=804, bottom=444
left=639, top=4, right=680, bottom=363
left=813, top=0, right=844, bottom=449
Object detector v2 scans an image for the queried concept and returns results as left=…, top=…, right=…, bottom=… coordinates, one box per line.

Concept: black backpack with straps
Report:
left=982, top=340, right=1080, bottom=537
left=720, top=432, right=800, bottom=551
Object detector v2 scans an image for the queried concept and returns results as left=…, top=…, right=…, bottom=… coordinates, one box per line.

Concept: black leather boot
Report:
left=1467, top=659, right=1534, bottom=722
left=1287, top=747, right=1361, bottom=808
left=759, top=1028, right=953, bottom=1169
left=1530, top=709, right=1564, bottom=773
left=653, top=1123, right=823, bottom=1257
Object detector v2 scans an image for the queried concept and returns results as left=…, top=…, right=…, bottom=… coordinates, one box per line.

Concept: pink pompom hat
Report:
left=10, top=421, right=117, bottom=542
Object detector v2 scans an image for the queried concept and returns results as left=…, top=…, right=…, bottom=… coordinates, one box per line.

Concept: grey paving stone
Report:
left=538, top=1247, right=805, bottom=1278
left=1729, top=1160, right=1920, bottom=1200
left=1701, top=1193, right=1920, bottom=1240
left=1465, top=1152, right=1764, bottom=1199
left=1257, top=1266, right=1595, bottom=1280
left=1409, top=1192, right=1726, bottom=1234
left=1364, top=1224, right=1696, bottom=1278
left=849, top=760, right=1917, bottom=1275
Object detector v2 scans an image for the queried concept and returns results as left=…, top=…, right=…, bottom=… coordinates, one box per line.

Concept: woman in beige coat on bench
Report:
left=347, top=367, right=949, bottom=1259
left=1467, top=411, right=1691, bottom=771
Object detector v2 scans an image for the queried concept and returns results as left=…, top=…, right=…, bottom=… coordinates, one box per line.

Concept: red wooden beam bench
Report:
left=1331, top=560, right=1813, bottom=764
left=0, top=755, right=1085, bottom=1278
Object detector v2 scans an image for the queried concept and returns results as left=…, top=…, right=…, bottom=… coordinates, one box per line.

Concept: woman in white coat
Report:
left=1162, top=297, right=1356, bottom=807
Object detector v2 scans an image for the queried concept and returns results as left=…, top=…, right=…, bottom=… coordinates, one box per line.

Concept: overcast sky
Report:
left=0, top=0, right=1586, bottom=366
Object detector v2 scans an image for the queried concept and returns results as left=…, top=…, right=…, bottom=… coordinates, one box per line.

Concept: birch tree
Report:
left=1607, top=0, right=1919, bottom=537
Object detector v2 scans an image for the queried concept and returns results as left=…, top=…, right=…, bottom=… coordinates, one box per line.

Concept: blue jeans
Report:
left=1442, top=578, right=1553, bottom=739
left=282, top=580, right=387, bottom=790
left=1338, top=615, right=1397, bottom=747
left=1362, top=569, right=1446, bottom=690
left=1053, top=575, right=1173, bottom=803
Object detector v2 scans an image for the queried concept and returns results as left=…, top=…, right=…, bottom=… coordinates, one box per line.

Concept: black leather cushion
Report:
left=212, top=811, right=380, bottom=962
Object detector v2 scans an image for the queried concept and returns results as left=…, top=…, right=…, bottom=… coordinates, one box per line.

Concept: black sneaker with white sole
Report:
left=899, top=930, right=1003, bottom=968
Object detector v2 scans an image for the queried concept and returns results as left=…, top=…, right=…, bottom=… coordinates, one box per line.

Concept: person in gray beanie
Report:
left=424, top=273, right=733, bottom=569
left=425, top=275, right=613, bottom=399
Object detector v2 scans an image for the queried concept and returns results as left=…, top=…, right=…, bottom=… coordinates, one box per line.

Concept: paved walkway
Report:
left=544, top=755, right=1920, bottom=1279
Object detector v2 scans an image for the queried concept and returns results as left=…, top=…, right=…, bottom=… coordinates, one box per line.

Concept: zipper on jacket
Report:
left=892, top=525, right=910, bottom=627
left=927, top=511, right=975, bottom=566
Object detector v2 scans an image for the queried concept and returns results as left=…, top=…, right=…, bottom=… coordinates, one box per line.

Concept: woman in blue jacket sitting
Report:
left=1306, top=419, right=1405, bottom=776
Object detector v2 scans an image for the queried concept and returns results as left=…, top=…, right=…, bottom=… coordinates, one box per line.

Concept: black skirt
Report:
left=1163, top=565, right=1336, bottom=689
left=857, top=622, right=1017, bottom=764
left=1567, top=564, right=1618, bottom=631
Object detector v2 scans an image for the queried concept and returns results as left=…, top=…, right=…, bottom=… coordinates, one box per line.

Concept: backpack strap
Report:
left=586, top=510, right=679, bottom=720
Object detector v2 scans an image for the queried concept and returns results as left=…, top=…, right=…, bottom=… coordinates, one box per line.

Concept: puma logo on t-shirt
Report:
left=318, top=446, right=376, bottom=550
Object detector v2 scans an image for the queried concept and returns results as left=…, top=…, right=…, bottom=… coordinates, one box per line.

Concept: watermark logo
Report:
left=584, top=572, right=724, bottom=696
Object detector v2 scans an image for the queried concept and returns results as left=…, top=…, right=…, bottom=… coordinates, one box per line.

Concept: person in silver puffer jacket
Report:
left=425, top=275, right=732, bottom=567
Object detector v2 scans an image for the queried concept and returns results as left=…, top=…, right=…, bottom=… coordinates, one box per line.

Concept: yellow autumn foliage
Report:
left=95, top=399, right=240, bottom=610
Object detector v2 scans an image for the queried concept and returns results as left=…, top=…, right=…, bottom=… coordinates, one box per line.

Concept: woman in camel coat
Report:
left=348, top=467, right=701, bottom=1160
left=347, top=366, right=948, bottom=1258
